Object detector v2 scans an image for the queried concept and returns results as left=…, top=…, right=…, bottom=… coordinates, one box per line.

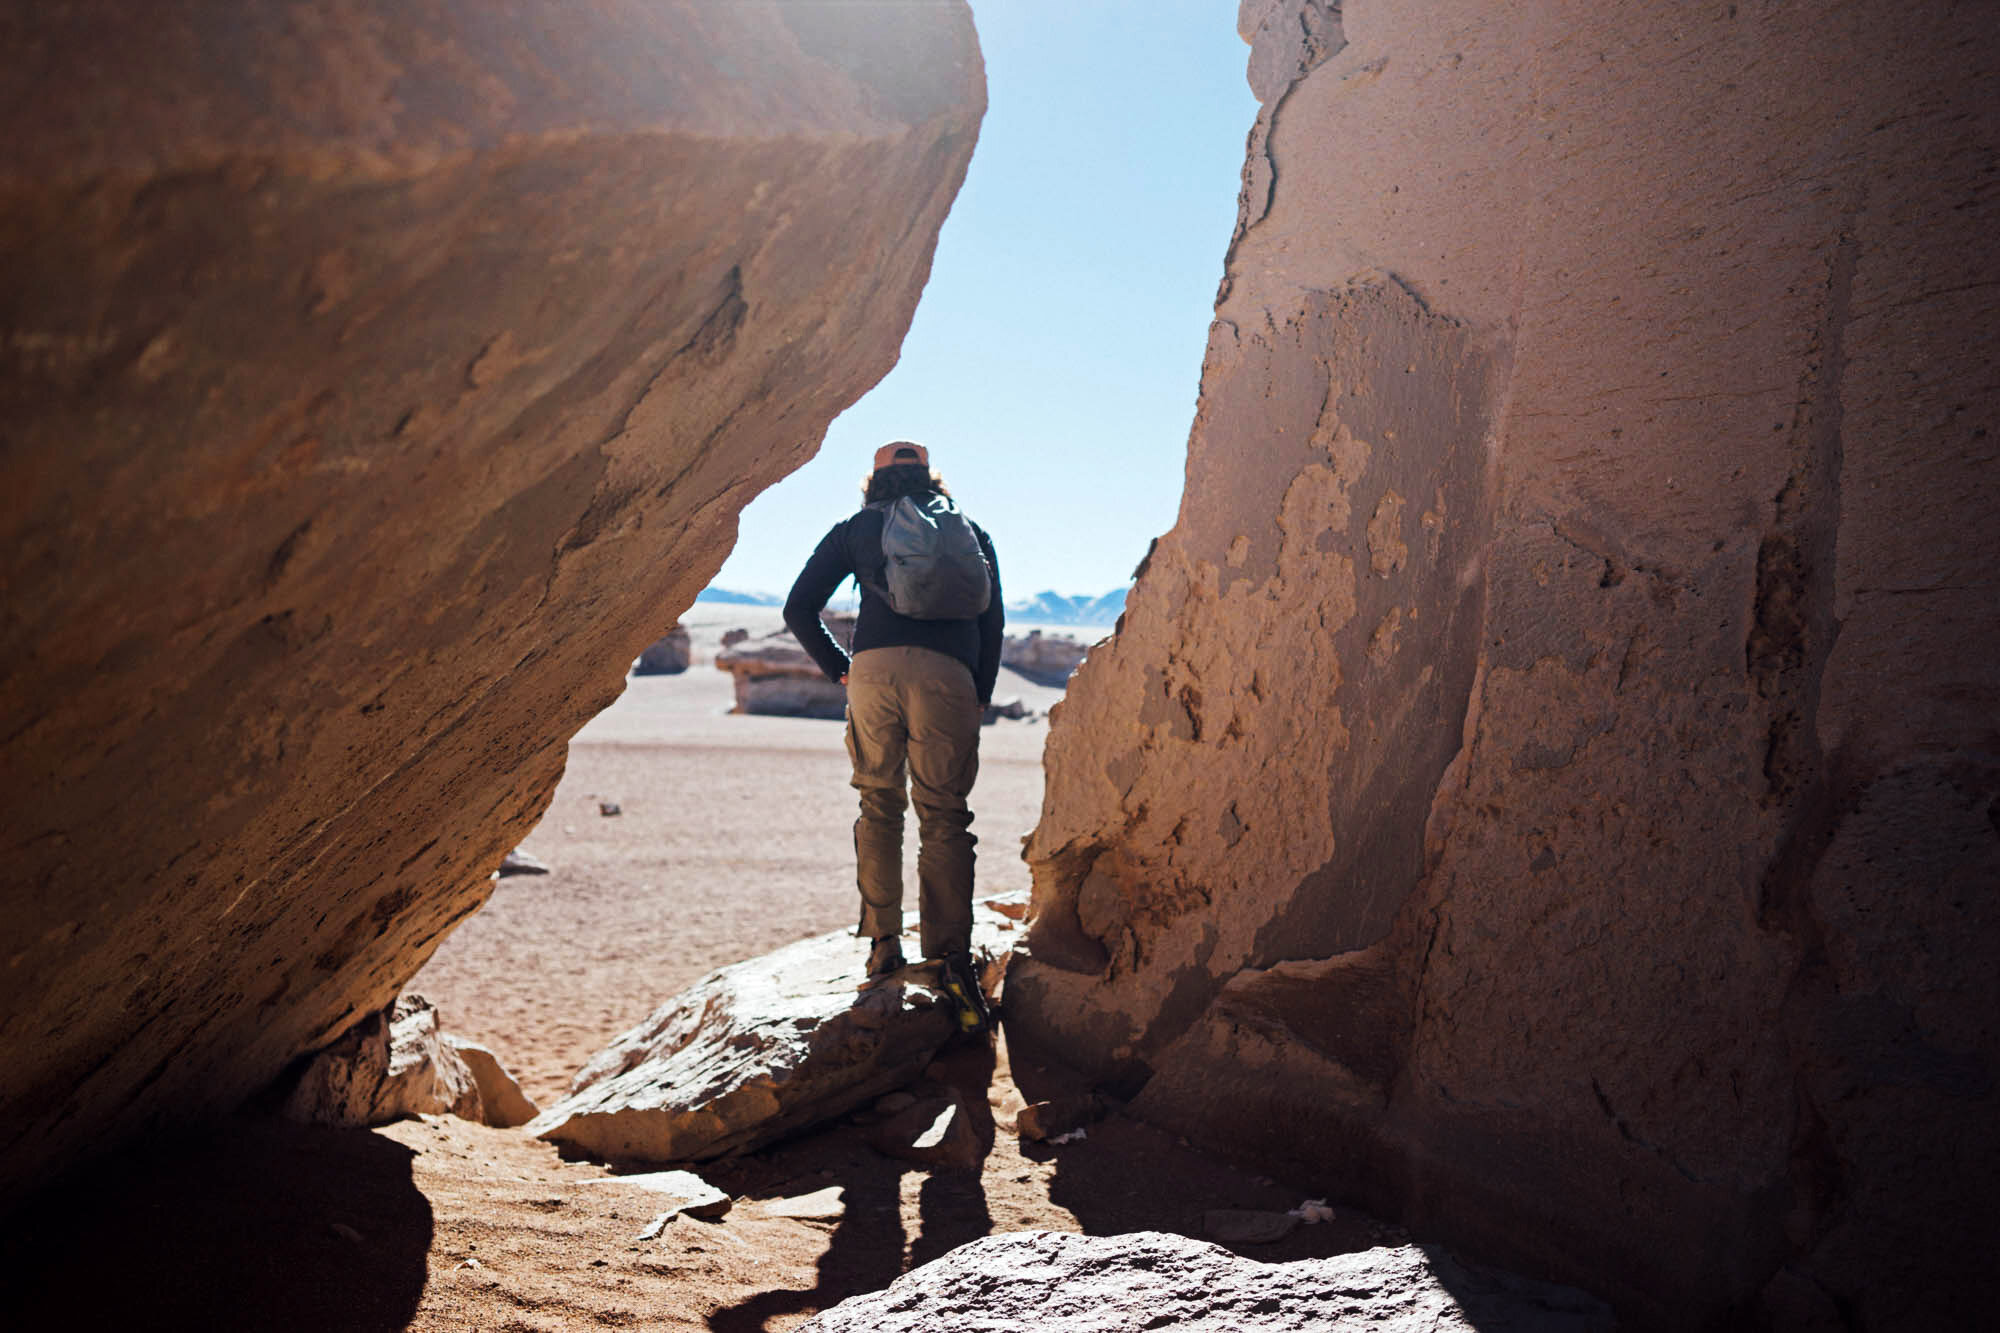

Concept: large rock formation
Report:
left=1000, top=630, right=1089, bottom=686
left=0, top=1, right=982, bottom=1202
left=800, top=1231, right=1612, bottom=1332
left=1013, top=1, right=1998, bottom=1326
left=715, top=615, right=855, bottom=718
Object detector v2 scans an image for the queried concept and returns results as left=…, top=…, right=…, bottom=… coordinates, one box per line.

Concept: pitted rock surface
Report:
left=1014, top=1, right=1998, bottom=1325
left=0, top=0, right=982, bottom=1201
left=799, top=1231, right=1612, bottom=1332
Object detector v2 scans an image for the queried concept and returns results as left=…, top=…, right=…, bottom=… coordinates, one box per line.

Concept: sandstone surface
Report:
left=634, top=625, right=693, bottom=676
left=0, top=1, right=982, bottom=1201
left=1000, top=630, right=1089, bottom=686
left=799, top=1230, right=1612, bottom=1332
left=529, top=906, right=1016, bottom=1165
left=1012, top=0, right=1998, bottom=1325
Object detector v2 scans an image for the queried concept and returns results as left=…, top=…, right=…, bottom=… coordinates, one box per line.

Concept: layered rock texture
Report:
left=0, top=1, right=981, bottom=1200
left=1015, top=1, right=1998, bottom=1326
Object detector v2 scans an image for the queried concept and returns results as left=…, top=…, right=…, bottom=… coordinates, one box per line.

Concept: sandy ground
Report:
left=5, top=607, right=1402, bottom=1331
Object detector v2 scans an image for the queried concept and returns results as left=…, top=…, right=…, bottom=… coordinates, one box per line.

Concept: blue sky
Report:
left=710, top=1, right=1258, bottom=601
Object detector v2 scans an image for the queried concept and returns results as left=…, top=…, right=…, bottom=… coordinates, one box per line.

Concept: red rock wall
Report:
left=1015, top=1, right=1997, bottom=1325
left=0, top=1, right=981, bottom=1200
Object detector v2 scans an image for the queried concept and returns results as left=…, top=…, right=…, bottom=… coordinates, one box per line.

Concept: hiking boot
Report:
left=936, top=950, right=991, bottom=1034
left=865, top=935, right=905, bottom=982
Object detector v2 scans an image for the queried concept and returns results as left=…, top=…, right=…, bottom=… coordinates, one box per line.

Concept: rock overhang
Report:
left=0, top=0, right=984, bottom=1204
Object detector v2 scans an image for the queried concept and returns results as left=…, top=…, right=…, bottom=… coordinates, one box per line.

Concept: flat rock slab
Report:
left=529, top=908, right=1015, bottom=1165
left=799, top=1231, right=1614, bottom=1332
left=575, top=1169, right=731, bottom=1222
left=759, top=1186, right=848, bottom=1221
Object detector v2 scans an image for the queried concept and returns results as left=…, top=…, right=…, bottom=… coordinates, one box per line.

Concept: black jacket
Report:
left=784, top=504, right=1004, bottom=703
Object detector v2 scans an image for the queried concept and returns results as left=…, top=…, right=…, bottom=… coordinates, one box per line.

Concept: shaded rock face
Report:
left=0, top=1, right=982, bottom=1201
left=800, top=1231, right=1612, bottom=1332
left=1016, top=0, right=1998, bottom=1326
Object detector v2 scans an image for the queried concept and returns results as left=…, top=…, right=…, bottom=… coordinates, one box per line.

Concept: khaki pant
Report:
left=845, top=645, right=982, bottom=958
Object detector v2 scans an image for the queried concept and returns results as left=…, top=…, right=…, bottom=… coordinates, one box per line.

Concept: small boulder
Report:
left=798, top=1231, right=1614, bottom=1332
left=283, top=994, right=482, bottom=1128
left=448, top=1036, right=540, bottom=1128
left=633, top=624, right=692, bottom=675
left=496, top=847, right=551, bottom=877
left=528, top=910, right=1009, bottom=1165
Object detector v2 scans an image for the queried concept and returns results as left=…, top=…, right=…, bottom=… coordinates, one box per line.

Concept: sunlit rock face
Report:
left=1015, top=0, right=1997, bottom=1325
left=0, top=0, right=981, bottom=1201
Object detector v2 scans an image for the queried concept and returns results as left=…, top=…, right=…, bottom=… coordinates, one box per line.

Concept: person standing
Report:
left=784, top=441, right=1003, bottom=1029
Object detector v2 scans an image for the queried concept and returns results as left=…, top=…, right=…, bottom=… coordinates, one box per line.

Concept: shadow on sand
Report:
left=706, top=1037, right=998, bottom=1331
left=1, top=1117, right=431, bottom=1332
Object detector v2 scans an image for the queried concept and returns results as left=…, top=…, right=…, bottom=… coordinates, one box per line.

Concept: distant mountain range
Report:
left=694, top=587, right=782, bottom=606
left=1006, top=588, right=1127, bottom=627
left=696, top=584, right=1127, bottom=626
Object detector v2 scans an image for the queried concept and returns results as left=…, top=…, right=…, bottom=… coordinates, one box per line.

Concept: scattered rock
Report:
left=495, top=848, right=551, bottom=877
left=283, top=994, right=483, bottom=1128
left=576, top=1169, right=732, bottom=1225
left=982, top=696, right=1031, bottom=725
left=761, top=1186, right=847, bottom=1221
left=1289, top=1198, right=1335, bottom=1224
left=1204, top=1208, right=1297, bottom=1245
left=1015, top=1093, right=1109, bottom=1143
left=633, top=624, right=692, bottom=675
left=720, top=628, right=750, bottom=649
left=714, top=616, right=857, bottom=719
left=529, top=909, right=1011, bottom=1165
left=447, top=1037, right=539, bottom=1129
left=1000, top=630, right=1088, bottom=686
left=598, top=801, right=622, bottom=817
left=798, top=1231, right=1614, bottom=1332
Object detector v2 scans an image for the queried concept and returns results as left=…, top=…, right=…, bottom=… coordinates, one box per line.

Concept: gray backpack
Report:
left=864, top=494, right=991, bottom=620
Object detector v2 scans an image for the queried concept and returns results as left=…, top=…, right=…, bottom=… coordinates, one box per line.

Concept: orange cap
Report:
left=872, top=441, right=929, bottom=472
